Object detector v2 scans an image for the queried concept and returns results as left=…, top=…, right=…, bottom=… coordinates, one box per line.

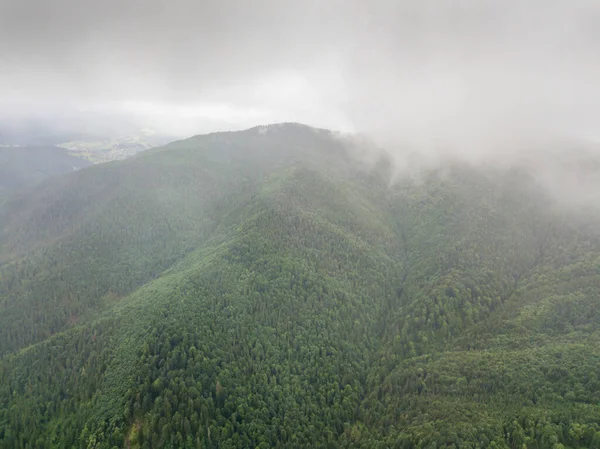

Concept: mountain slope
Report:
left=1, top=124, right=600, bottom=448
left=0, top=124, right=364, bottom=356
left=0, top=145, right=91, bottom=192
left=1, top=161, right=400, bottom=448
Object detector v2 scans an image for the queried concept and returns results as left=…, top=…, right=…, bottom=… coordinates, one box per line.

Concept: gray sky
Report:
left=1, top=0, right=599, bottom=148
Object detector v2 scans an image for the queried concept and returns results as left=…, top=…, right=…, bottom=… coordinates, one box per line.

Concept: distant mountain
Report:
left=1, top=123, right=600, bottom=448
left=0, top=112, right=175, bottom=163
left=0, top=145, right=91, bottom=191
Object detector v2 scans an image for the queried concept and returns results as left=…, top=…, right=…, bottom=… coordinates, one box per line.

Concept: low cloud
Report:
left=1, top=0, right=599, bottom=157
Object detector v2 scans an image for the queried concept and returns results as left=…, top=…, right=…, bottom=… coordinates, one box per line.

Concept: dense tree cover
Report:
left=1, top=124, right=600, bottom=448
left=0, top=124, right=362, bottom=356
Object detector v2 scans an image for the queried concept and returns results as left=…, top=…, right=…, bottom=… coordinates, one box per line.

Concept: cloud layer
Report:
left=1, top=0, right=599, bottom=145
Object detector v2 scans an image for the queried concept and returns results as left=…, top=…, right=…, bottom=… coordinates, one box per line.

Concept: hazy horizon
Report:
left=1, top=0, right=599, bottom=154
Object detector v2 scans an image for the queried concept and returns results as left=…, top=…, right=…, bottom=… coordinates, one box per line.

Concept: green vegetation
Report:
left=1, top=124, right=599, bottom=448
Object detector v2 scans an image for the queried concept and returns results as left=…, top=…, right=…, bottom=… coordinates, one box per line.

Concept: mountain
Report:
left=0, top=113, right=174, bottom=163
left=1, top=123, right=600, bottom=449
left=0, top=145, right=92, bottom=192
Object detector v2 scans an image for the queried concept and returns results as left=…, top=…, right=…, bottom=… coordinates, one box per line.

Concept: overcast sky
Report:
left=1, top=0, right=599, bottom=148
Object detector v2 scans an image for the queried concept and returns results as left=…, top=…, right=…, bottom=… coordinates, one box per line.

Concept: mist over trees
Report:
left=1, top=125, right=600, bottom=448
left=1, top=0, right=600, bottom=447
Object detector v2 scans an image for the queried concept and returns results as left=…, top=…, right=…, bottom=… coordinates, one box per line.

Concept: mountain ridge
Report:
left=1, top=124, right=600, bottom=448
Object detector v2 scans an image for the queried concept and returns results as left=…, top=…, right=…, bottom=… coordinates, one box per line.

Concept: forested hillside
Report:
left=0, top=146, right=91, bottom=192
left=1, top=123, right=600, bottom=448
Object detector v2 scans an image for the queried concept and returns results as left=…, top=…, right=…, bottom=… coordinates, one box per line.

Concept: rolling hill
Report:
left=1, top=123, right=600, bottom=448
left=0, top=146, right=91, bottom=192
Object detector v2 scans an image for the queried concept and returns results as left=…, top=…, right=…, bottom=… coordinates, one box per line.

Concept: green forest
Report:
left=1, top=124, right=600, bottom=448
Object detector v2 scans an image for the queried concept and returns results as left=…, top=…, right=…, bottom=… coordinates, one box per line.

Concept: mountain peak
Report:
left=249, top=122, right=329, bottom=133
left=2, top=124, right=600, bottom=449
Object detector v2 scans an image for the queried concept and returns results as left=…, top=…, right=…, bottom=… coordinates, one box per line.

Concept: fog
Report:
left=1, top=0, right=599, bottom=158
